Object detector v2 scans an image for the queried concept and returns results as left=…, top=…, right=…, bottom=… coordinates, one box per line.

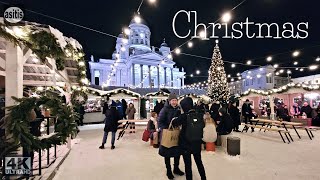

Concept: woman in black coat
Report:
left=228, top=102, right=241, bottom=132
left=172, top=97, right=206, bottom=180
left=99, top=102, right=120, bottom=150
left=216, top=108, right=234, bottom=135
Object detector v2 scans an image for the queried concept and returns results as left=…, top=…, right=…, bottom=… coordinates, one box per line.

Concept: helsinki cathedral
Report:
left=89, top=16, right=186, bottom=89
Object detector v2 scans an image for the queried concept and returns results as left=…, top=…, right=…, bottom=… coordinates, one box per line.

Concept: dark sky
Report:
left=1, top=0, right=320, bottom=84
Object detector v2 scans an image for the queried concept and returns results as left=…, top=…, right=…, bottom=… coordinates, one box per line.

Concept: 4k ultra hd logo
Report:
left=4, top=156, right=32, bottom=176
left=4, top=6, right=24, bottom=23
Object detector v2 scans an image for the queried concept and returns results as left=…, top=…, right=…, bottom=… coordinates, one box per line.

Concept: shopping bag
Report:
left=142, top=129, right=150, bottom=142
left=161, top=120, right=180, bottom=148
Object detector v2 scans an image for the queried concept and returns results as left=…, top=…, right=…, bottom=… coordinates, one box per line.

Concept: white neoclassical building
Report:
left=89, top=17, right=186, bottom=89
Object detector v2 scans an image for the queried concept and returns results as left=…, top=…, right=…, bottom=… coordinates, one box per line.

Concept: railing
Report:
left=34, top=116, right=57, bottom=176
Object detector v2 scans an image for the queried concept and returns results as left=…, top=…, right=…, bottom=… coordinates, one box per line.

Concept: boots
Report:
left=99, top=144, right=105, bottom=149
left=166, top=170, right=174, bottom=179
left=173, top=167, right=185, bottom=176
left=111, top=144, right=115, bottom=150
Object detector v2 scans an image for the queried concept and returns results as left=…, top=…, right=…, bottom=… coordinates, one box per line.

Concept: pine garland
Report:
left=207, top=42, right=230, bottom=102
left=1, top=94, right=77, bottom=154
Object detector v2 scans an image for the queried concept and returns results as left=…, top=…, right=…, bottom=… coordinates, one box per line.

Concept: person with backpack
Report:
left=172, top=97, right=206, bottom=180
left=158, top=93, right=184, bottom=180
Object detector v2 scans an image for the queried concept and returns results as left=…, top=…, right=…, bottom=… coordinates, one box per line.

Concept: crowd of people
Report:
left=97, top=94, right=320, bottom=180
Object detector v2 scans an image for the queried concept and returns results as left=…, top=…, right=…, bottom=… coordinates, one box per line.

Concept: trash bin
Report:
left=227, top=136, right=240, bottom=156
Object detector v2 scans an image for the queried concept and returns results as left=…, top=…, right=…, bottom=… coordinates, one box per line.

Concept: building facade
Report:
left=89, top=17, right=185, bottom=89
left=229, top=65, right=290, bottom=95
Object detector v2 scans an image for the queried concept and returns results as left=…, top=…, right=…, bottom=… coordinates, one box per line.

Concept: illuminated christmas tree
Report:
left=207, top=40, right=230, bottom=102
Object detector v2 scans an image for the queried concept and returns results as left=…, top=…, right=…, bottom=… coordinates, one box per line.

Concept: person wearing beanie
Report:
left=158, top=93, right=184, bottom=179
left=216, top=108, right=234, bottom=135
left=172, top=97, right=207, bottom=180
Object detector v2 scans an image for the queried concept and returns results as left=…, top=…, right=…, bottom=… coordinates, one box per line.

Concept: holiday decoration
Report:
left=207, top=41, right=230, bottom=102
left=71, top=90, right=89, bottom=106
left=2, top=93, right=77, bottom=155
left=241, top=83, right=320, bottom=97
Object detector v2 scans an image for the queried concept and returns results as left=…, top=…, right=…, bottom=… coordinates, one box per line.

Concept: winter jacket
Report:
left=216, top=112, right=234, bottom=135
left=158, top=102, right=181, bottom=130
left=202, top=123, right=217, bottom=143
left=210, top=103, right=221, bottom=121
left=126, top=107, right=136, bottom=120
left=121, top=100, right=128, bottom=117
left=301, top=105, right=313, bottom=118
left=228, top=105, right=241, bottom=126
left=104, top=107, right=120, bottom=132
left=242, top=103, right=253, bottom=117
left=116, top=102, right=124, bottom=119
left=172, top=97, right=204, bottom=154
left=158, top=101, right=182, bottom=157
left=154, top=101, right=163, bottom=115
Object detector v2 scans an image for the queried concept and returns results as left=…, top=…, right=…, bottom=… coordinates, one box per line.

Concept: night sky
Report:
left=1, top=0, right=320, bottom=85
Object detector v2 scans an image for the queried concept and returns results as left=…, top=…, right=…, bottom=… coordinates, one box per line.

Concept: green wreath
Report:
left=1, top=94, right=77, bottom=154
left=71, top=90, right=88, bottom=107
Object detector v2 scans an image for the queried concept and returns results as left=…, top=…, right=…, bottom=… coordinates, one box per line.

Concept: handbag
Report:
left=142, top=129, right=150, bottom=142
left=161, top=120, right=180, bottom=148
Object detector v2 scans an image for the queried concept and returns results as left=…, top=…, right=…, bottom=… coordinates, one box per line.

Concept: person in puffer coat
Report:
left=172, top=97, right=207, bottom=180
left=158, top=93, right=184, bottom=180
left=202, top=112, right=217, bottom=143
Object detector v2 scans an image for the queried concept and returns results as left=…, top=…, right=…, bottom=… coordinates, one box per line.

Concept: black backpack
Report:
left=185, top=112, right=205, bottom=142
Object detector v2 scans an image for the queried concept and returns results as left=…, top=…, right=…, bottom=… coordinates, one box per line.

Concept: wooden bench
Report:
left=305, top=126, right=320, bottom=140
left=243, top=124, right=292, bottom=143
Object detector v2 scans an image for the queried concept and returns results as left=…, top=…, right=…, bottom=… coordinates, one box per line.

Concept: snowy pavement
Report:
left=53, top=125, right=320, bottom=180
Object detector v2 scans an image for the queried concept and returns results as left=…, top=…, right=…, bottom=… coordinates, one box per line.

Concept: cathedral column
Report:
left=132, top=64, right=135, bottom=86
left=157, top=66, right=160, bottom=88
left=171, top=68, right=174, bottom=88
left=148, top=65, right=152, bottom=88
left=164, top=67, right=167, bottom=87
left=182, top=77, right=185, bottom=88
left=140, top=64, right=143, bottom=88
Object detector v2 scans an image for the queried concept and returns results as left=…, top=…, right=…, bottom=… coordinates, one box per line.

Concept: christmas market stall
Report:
left=101, top=88, right=141, bottom=119
left=240, top=83, right=320, bottom=126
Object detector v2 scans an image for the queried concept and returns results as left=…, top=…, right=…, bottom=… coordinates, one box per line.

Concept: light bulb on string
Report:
left=300, top=68, right=304, bottom=72
left=276, top=72, right=280, bottom=75
left=293, top=61, right=298, bottom=65
left=237, top=73, right=240, bottom=76
left=292, top=50, right=300, bottom=57
left=149, top=0, right=156, bottom=4
left=227, top=74, right=231, bottom=78
left=295, top=68, right=299, bottom=70
left=175, top=48, right=181, bottom=54
left=134, top=15, right=141, bottom=24
left=246, top=60, right=252, bottom=65
left=231, top=64, right=236, bottom=68
left=190, top=74, right=194, bottom=77
left=188, top=41, right=193, bottom=48
left=124, top=28, right=130, bottom=35
left=316, top=57, right=320, bottom=62
left=196, top=70, right=200, bottom=75
left=221, top=12, right=232, bottom=23
left=167, top=54, right=172, bottom=59
left=266, top=56, right=272, bottom=62
left=273, top=64, right=279, bottom=68
left=287, top=70, right=292, bottom=74
left=279, top=69, right=284, bottom=73
left=309, top=65, right=318, bottom=70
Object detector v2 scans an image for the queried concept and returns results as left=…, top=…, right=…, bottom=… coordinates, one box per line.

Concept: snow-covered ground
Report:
left=53, top=124, right=320, bottom=180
